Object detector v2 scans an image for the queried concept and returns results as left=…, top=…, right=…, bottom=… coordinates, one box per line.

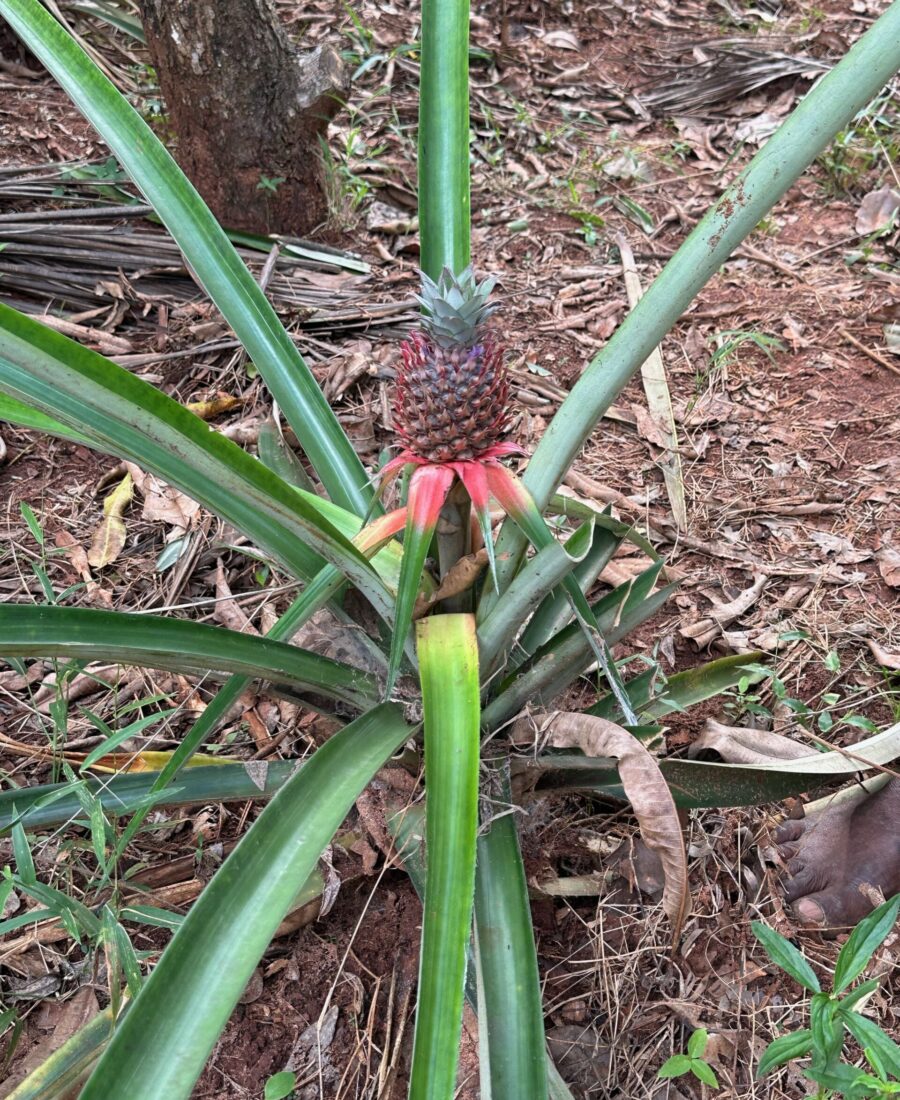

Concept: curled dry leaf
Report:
left=185, top=392, right=244, bottom=419
left=876, top=541, right=900, bottom=588
left=214, top=558, right=260, bottom=634
left=681, top=573, right=768, bottom=647
left=855, top=186, right=900, bottom=236
left=87, top=470, right=133, bottom=568
left=688, top=719, right=812, bottom=764
left=124, top=461, right=200, bottom=532
left=547, top=711, right=690, bottom=941
left=413, top=548, right=488, bottom=618
left=868, top=639, right=900, bottom=671
left=542, top=28, right=582, bottom=50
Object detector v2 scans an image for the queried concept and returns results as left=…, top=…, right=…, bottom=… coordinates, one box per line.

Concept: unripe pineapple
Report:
left=394, top=266, right=509, bottom=463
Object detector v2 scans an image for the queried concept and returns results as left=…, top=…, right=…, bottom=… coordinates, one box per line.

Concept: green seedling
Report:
left=754, top=895, right=900, bottom=1098
left=658, top=1027, right=720, bottom=1088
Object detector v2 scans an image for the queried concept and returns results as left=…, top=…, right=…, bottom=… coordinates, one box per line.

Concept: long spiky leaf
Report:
left=484, top=465, right=639, bottom=724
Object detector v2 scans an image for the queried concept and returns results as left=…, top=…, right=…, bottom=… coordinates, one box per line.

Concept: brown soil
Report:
left=1, top=0, right=899, bottom=1097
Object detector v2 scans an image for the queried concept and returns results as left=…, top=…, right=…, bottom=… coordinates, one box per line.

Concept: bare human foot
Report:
left=775, top=778, right=900, bottom=929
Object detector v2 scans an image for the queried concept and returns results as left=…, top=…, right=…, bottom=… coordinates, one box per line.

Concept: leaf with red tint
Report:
left=353, top=508, right=408, bottom=556
left=386, top=465, right=456, bottom=697
left=452, top=460, right=496, bottom=588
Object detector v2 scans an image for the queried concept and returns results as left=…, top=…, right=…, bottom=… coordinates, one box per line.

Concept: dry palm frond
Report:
left=641, top=43, right=831, bottom=115
left=0, top=163, right=416, bottom=339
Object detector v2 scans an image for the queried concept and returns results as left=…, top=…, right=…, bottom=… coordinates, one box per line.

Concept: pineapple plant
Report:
left=393, top=266, right=510, bottom=463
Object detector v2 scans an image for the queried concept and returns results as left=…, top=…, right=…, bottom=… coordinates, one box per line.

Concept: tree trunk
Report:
left=137, top=0, right=347, bottom=236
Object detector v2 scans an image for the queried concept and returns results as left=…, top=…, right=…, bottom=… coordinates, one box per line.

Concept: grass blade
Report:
left=410, top=615, right=480, bottom=1100
left=6, top=1004, right=119, bottom=1100
left=0, top=762, right=299, bottom=835
left=0, top=0, right=371, bottom=515
left=109, top=560, right=352, bottom=859
left=81, top=703, right=411, bottom=1099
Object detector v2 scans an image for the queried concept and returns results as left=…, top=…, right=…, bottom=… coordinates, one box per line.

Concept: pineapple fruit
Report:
left=393, top=266, right=510, bottom=463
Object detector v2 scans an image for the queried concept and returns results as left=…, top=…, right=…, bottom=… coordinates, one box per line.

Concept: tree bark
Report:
left=137, top=0, right=347, bottom=236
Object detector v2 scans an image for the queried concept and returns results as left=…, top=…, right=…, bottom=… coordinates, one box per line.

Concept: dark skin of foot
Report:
left=776, top=777, right=900, bottom=929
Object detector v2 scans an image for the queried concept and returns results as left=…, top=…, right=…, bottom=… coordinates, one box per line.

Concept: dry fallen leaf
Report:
left=807, top=529, right=871, bottom=564
left=124, top=462, right=200, bottom=532
left=547, top=711, right=689, bottom=940
left=855, top=186, right=900, bottom=236
left=55, top=529, right=113, bottom=607
left=2, top=987, right=100, bottom=1093
left=542, top=29, right=581, bottom=49
left=868, top=639, right=900, bottom=671
left=688, top=719, right=812, bottom=764
left=87, top=470, right=133, bottom=568
left=876, top=542, right=900, bottom=588
left=214, top=558, right=260, bottom=634
left=185, top=392, right=245, bottom=420
left=414, top=549, right=488, bottom=618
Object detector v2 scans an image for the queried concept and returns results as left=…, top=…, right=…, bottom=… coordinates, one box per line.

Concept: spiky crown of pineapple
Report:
left=415, top=266, right=498, bottom=349
left=393, top=266, right=510, bottom=463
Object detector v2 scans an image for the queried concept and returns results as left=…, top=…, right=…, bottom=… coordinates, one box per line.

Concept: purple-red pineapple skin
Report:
left=394, top=330, right=509, bottom=463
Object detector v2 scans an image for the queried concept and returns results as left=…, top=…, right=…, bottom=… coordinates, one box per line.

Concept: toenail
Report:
left=794, top=898, right=826, bottom=926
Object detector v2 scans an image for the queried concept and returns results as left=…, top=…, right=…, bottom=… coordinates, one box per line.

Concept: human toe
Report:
left=791, top=886, right=871, bottom=930
left=792, top=894, right=828, bottom=927
left=782, top=864, right=828, bottom=903
left=775, top=820, right=805, bottom=844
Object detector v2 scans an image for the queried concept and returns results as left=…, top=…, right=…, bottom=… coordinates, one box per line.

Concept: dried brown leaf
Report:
left=87, top=471, right=133, bottom=568
left=868, top=639, right=900, bottom=671
left=213, top=558, right=259, bottom=634
left=2, top=988, right=100, bottom=1095
left=547, top=712, right=689, bottom=940
left=688, top=719, right=812, bottom=764
left=124, top=462, right=200, bottom=531
left=185, top=392, right=245, bottom=420
left=808, top=529, right=871, bottom=564
left=414, top=549, right=488, bottom=618
left=543, top=29, right=581, bottom=50
left=876, top=542, right=900, bottom=588
left=856, top=187, right=900, bottom=236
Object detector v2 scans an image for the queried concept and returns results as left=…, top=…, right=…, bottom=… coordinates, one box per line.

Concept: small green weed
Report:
left=817, top=93, right=900, bottom=197
left=754, top=895, right=900, bottom=1098
left=658, top=1027, right=719, bottom=1088
left=264, top=1071, right=297, bottom=1099
left=729, top=635, right=898, bottom=739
